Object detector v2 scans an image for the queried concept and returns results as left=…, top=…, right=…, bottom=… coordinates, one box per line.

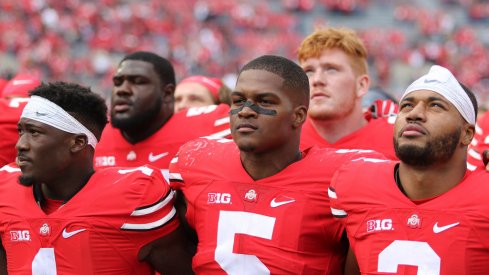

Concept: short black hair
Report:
left=121, top=51, right=176, bottom=86
left=459, top=82, right=478, bottom=120
left=29, top=81, right=108, bottom=139
left=239, top=55, right=310, bottom=106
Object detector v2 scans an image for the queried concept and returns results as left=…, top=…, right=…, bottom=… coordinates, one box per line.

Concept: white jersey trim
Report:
left=131, top=191, right=174, bottom=216
left=121, top=207, right=177, bottom=231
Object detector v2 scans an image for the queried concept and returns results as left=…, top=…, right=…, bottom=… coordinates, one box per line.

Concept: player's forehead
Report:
left=115, top=60, right=156, bottom=77
left=401, top=89, right=451, bottom=104
left=18, top=117, right=66, bottom=135
left=234, top=69, right=285, bottom=96
left=175, top=82, right=209, bottom=96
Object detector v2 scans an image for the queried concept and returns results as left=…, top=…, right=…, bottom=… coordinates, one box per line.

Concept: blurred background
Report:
left=1, top=0, right=489, bottom=109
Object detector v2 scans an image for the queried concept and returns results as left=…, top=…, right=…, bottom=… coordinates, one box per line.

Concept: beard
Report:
left=18, top=175, right=35, bottom=187
left=111, top=96, right=162, bottom=130
left=394, top=127, right=461, bottom=167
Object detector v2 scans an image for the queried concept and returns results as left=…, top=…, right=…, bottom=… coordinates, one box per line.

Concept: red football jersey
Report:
left=329, top=160, right=489, bottom=274
left=94, top=104, right=230, bottom=180
left=467, top=112, right=489, bottom=171
left=300, top=116, right=397, bottom=160
left=169, top=138, right=384, bottom=274
left=0, top=98, right=28, bottom=166
left=0, top=164, right=178, bottom=274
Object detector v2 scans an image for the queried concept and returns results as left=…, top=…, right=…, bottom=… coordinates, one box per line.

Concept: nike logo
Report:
left=433, top=222, right=459, bottom=233
left=424, top=78, right=440, bottom=84
left=148, top=152, right=169, bottom=162
left=270, top=196, right=295, bottom=208
left=35, top=111, right=48, bottom=116
left=62, top=228, right=87, bottom=238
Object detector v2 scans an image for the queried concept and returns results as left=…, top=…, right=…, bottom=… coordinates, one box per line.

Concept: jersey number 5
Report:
left=378, top=240, right=440, bottom=274
left=32, top=248, right=57, bottom=274
left=215, top=211, right=276, bottom=274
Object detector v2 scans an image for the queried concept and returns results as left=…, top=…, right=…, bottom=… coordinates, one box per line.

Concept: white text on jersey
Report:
left=367, top=219, right=394, bottom=232
left=208, top=193, right=232, bottom=204
left=10, top=230, right=31, bottom=241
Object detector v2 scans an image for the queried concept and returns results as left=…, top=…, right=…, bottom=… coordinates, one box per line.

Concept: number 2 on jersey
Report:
left=378, top=240, right=440, bottom=275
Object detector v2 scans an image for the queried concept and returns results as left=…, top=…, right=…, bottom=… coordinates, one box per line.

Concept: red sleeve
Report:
left=328, top=167, right=348, bottom=220
left=118, top=166, right=179, bottom=250
left=168, top=147, right=186, bottom=191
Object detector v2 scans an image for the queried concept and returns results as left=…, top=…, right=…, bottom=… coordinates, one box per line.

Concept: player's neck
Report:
left=240, top=146, right=302, bottom=181
left=121, top=113, right=172, bottom=144
left=310, top=112, right=368, bottom=144
left=38, top=167, right=95, bottom=203
left=398, top=160, right=467, bottom=201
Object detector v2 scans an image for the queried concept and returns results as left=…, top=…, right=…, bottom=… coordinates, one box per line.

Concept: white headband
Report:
left=400, top=65, right=475, bottom=125
left=21, top=96, right=98, bottom=148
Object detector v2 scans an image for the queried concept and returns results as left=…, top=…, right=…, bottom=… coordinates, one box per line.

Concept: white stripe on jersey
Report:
left=0, top=165, right=20, bottom=173
left=352, top=157, right=390, bottom=163
left=131, top=191, right=175, bottom=216
left=214, top=117, right=230, bottom=126
left=331, top=207, right=347, bottom=217
left=328, top=187, right=337, bottom=199
left=476, top=124, right=483, bottom=135
left=468, top=148, right=482, bottom=160
left=335, top=149, right=374, bottom=154
left=170, top=156, right=178, bottom=164
left=121, top=207, right=177, bottom=230
left=169, top=173, right=183, bottom=181
left=204, top=128, right=232, bottom=139
left=117, top=166, right=154, bottom=176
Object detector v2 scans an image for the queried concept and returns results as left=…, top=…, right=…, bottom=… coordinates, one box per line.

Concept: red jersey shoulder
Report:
left=0, top=164, right=22, bottom=194
left=454, top=169, right=489, bottom=210
left=169, top=137, right=237, bottom=185
left=300, top=117, right=396, bottom=159
left=329, top=159, right=396, bottom=208
left=168, top=104, right=230, bottom=139
left=87, top=165, right=171, bottom=209
left=0, top=97, right=28, bottom=116
left=174, top=137, right=236, bottom=167
left=179, top=104, right=230, bottom=120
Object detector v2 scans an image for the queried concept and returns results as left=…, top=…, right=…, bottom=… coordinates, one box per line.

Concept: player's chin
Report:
left=18, top=174, right=35, bottom=187
left=307, top=106, right=335, bottom=119
left=234, top=139, right=258, bottom=153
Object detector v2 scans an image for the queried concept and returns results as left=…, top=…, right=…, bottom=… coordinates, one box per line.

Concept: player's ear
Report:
left=162, top=83, right=175, bottom=103
left=291, top=105, right=307, bottom=129
left=71, top=134, right=89, bottom=153
left=461, top=123, right=475, bottom=146
left=356, top=74, right=370, bottom=98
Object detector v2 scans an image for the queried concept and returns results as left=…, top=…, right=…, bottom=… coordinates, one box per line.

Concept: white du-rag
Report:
left=21, top=96, right=98, bottom=148
left=400, top=65, right=475, bottom=125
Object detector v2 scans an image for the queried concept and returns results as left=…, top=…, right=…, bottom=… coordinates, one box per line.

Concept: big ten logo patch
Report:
left=207, top=193, right=232, bottom=204
left=366, top=219, right=393, bottom=232
left=95, top=156, right=116, bottom=167
left=10, top=230, right=31, bottom=241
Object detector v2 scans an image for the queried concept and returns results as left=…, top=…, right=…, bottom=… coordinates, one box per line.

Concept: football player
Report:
left=94, top=51, right=230, bottom=181
left=0, top=82, right=193, bottom=274
left=170, top=55, right=384, bottom=274
left=329, top=65, right=489, bottom=274
left=297, top=27, right=397, bottom=159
